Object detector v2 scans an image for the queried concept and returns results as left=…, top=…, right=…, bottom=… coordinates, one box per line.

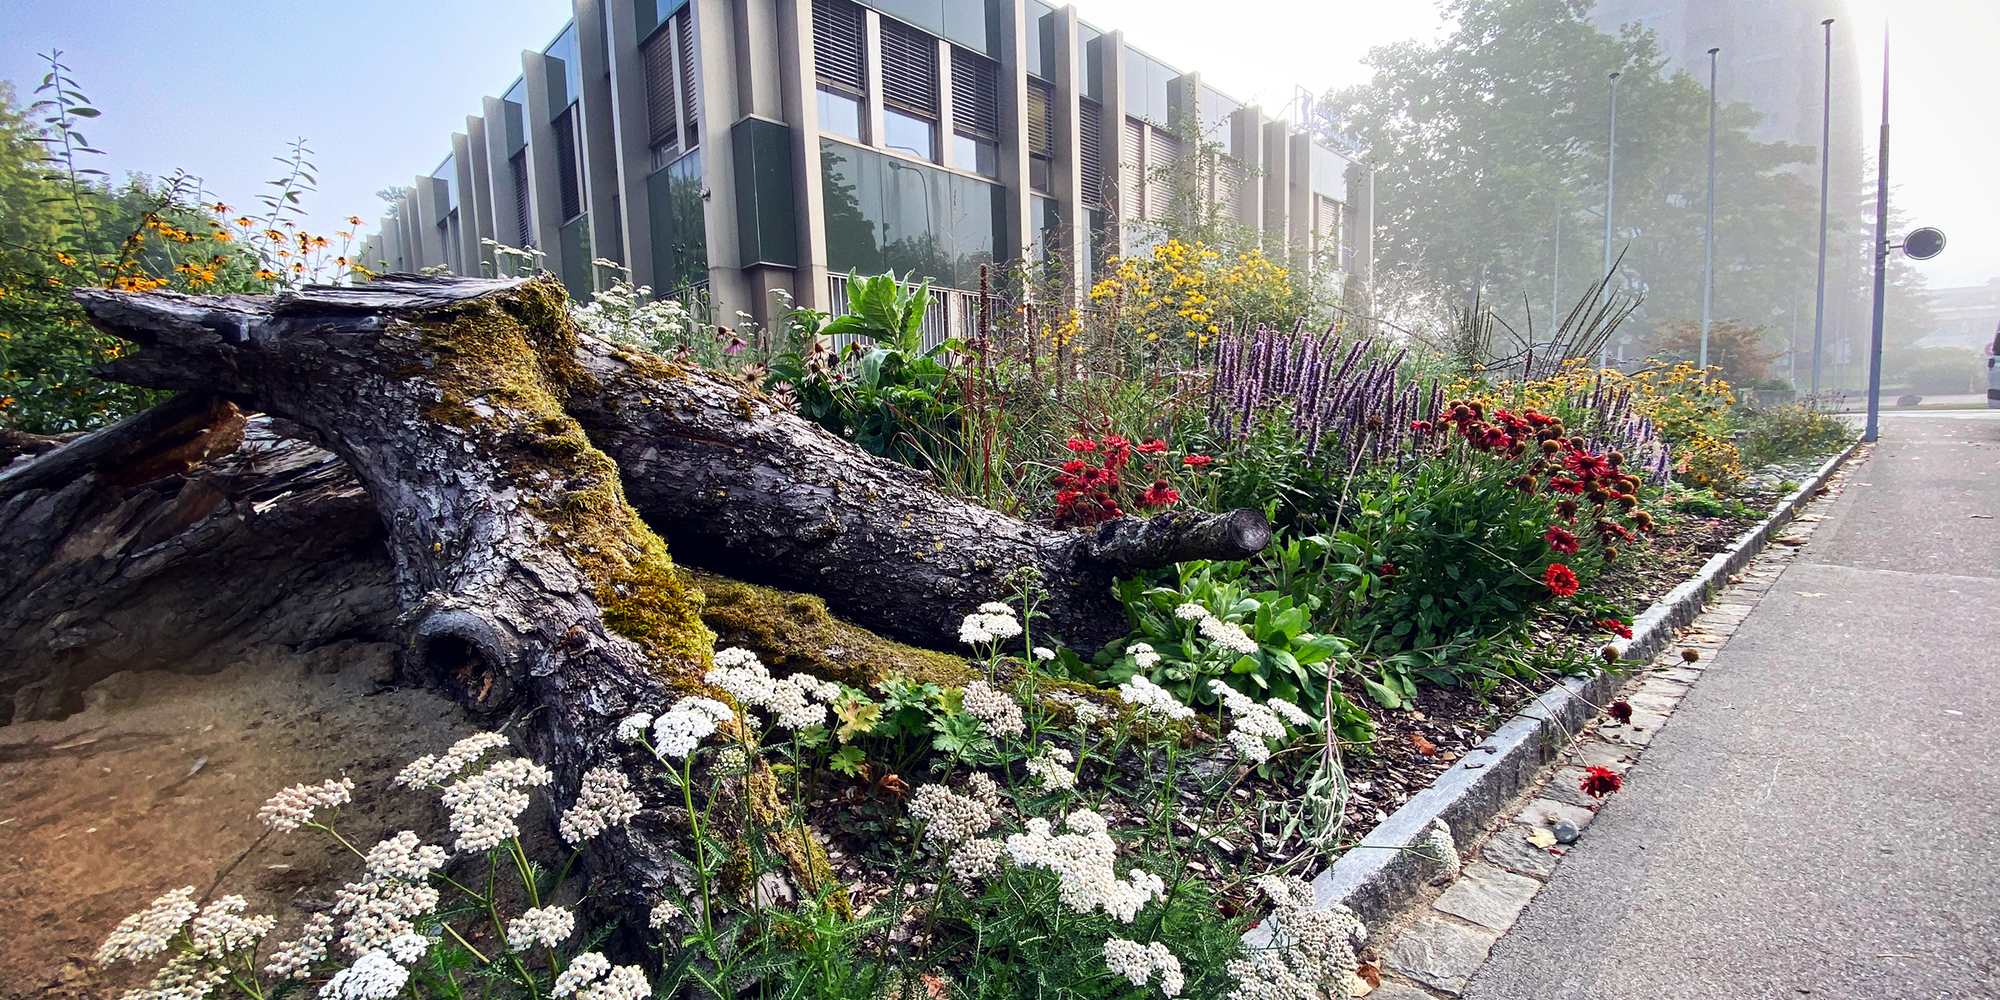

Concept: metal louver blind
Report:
left=642, top=30, right=678, bottom=149
left=812, top=0, right=864, bottom=90
left=952, top=48, right=999, bottom=137
left=509, top=151, right=533, bottom=247
left=1121, top=117, right=1144, bottom=218
left=878, top=19, right=937, bottom=115
left=676, top=8, right=698, bottom=148
left=1027, top=79, right=1055, bottom=156
left=1079, top=98, right=1103, bottom=208
left=554, top=108, right=583, bottom=222
left=1146, top=128, right=1179, bottom=221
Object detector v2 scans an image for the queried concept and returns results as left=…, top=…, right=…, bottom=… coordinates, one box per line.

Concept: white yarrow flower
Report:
left=1118, top=674, right=1193, bottom=722
left=1104, top=938, right=1183, bottom=995
left=186, top=895, right=275, bottom=958
left=364, top=831, right=450, bottom=882
left=319, top=949, right=410, bottom=999
left=258, top=777, right=356, bottom=832
left=961, top=680, right=1025, bottom=738
left=1025, top=746, right=1077, bottom=790
left=264, top=912, right=335, bottom=978
left=615, top=712, right=654, bottom=742
left=506, top=905, right=575, bottom=952
left=96, top=885, right=198, bottom=965
left=1173, top=603, right=1209, bottom=621
left=1033, top=646, right=1056, bottom=662
left=907, top=784, right=997, bottom=847
left=1004, top=809, right=1164, bottom=923
left=560, top=766, right=643, bottom=844
left=1125, top=642, right=1161, bottom=670
left=395, top=732, right=510, bottom=789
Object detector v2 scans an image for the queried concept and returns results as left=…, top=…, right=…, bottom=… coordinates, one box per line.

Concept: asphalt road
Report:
left=1464, top=418, right=2000, bottom=999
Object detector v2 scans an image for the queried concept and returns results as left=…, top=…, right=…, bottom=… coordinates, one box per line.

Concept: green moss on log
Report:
left=690, top=571, right=974, bottom=690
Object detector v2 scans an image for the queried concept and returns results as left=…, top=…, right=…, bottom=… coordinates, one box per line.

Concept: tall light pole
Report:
left=1600, top=70, right=1621, bottom=368
left=1864, top=28, right=1890, bottom=443
left=1701, top=47, right=1719, bottom=373
left=1551, top=206, right=1561, bottom=335
left=1810, top=18, right=1835, bottom=394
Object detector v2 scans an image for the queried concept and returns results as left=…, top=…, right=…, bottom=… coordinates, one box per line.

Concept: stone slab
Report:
left=1512, top=797, right=1596, bottom=834
left=1383, top=913, right=1500, bottom=994
left=1477, top=826, right=1562, bottom=878
left=1432, top=862, right=1543, bottom=933
left=1367, top=983, right=1439, bottom=1000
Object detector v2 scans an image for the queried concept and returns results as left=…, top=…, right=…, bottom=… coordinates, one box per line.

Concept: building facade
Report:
left=358, top=0, right=1373, bottom=332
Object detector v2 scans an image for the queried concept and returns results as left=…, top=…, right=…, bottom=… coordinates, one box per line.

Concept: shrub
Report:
left=1736, top=402, right=1856, bottom=469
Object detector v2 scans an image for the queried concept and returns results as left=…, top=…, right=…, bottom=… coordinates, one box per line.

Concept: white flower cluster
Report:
left=506, top=905, right=576, bottom=952
left=1172, top=603, right=1209, bottom=622
left=1104, top=937, right=1186, bottom=997
left=965, top=771, right=1004, bottom=811
left=615, top=712, right=654, bottom=742
left=1025, top=746, right=1077, bottom=790
left=319, top=949, right=411, bottom=999
left=1033, top=646, right=1057, bottom=662
left=364, top=831, right=450, bottom=882
left=553, top=951, right=650, bottom=999
left=907, top=783, right=998, bottom=847
left=702, top=648, right=840, bottom=731
left=1072, top=701, right=1108, bottom=727
left=127, top=954, right=225, bottom=1000
left=1269, top=699, right=1315, bottom=728
left=385, top=932, right=431, bottom=965
left=1209, top=681, right=1292, bottom=765
left=1119, top=674, right=1194, bottom=722
left=439, top=756, right=552, bottom=853
left=569, top=277, right=691, bottom=354
left=648, top=899, right=684, bottom=930
left=264, top=913, right=335, bottom=978
left=1226, top=875, right=1367, bottom=1000
left=947, top=838, right=1005, bottom=882
left=395, top=732, right=511, bottom=790
left=96, top=885, right=198, bottom=965
left=643, top=697, right=732, bottom=758
left=1005, top=809, right=1164, bottom=923
left=1126, top=642, right=1162, bottom=671
left=186, top=895, right=275, bottom=959
left=257, top=777, right=356, bottom=833
left=961, top=680, right=1025, bottom=738
left=1174, top=602, right=1260, bottom=655
left=958, top=602, right=1024, bottom=646
left=332, top=875, right=440, bottom=958
left=560, top=766, right=643, bottom=844
left=1421, top=818, right=1461, bottom=877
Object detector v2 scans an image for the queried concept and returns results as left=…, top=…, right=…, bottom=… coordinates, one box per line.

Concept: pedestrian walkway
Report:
left=1363, top=416, right=2000, bottom=1000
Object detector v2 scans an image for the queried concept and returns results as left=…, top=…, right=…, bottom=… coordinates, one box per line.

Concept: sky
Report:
left=3, top=0, right=1993, bottom=289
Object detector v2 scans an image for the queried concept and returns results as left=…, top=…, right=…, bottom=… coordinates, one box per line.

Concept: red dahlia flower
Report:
left=1542, top=563, right=1581, bottom=598
left=1545, top=525, right=1580, bottom=555
left=1580, top=765, right=1622, bottom=799
left=1065, top=437, right=1097, bottom=453
left=1136, top=438, right=1169, bottom=454
left=1182, top=454, right=1213, bottom=467
left=1137, top=479, right=1180, bottom=508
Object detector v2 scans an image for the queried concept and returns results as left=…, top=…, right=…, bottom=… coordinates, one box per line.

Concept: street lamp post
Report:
left=1810, top=18, right=1835, bottom=394
left=1863, top=30, right=1890, bottom=443
left=1600, top=70, right=1621, bottom=369
left=1701, top=47, right=1719, bottom=373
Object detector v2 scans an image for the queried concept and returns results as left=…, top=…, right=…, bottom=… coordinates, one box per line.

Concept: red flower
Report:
left=1410, top=419, right=1434, bottom=435
left=1065, top=437, right=1097, bottom=453
left=1580, top=765, right=1623, bottom=799
left=1545, top=525, right=1580, bottom=555
left=1564, top=450, right=1613, bottom=480
left=1598, top=618, right=1633, bottom=639
left=1548, top=476, right=1585, bottom=496
left=1182, top=454, right=1213, bottom=467
left=1137, top=479, right=1180, bottom=508
left=1542, top=563, right=1580, bottom=598
left=1101, top=435, right=1133, bottom=468
left=1556, top=499, right=1580, bottom=521
left=1135, top=438, right=1169, bottom=454
left=1378, top=562, right=1398, bottom=579
left=1607, top=700, right=1634, bottom=723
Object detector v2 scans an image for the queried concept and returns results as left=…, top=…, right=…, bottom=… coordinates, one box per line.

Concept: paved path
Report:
left=1460, top=421, right=2000, bottom=998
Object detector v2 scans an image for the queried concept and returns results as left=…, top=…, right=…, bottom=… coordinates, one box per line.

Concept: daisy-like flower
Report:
left=560, top=766, right=643, bottom=844
left=96, top=885, right=198, bottom=965
left=1172, top=603, right=1209, bottom=622
left=1104, top=938, right=1185, bottom=997
left=1543, top=563, right=1581, bottom=598
left=258, top=777, right=355, bottom=832
left=506, top=905, right=575, bottom=952
left=1267, top=698, right=1314, bottom=728
left=948, top=838, right=1005, bottom=881
left=648, top=900, right=684, bottom=930
left=1197, top=615, right=1259, bottom=655
left=1126, top=642, right=1161, bottom=670
left=706, top=647, right=777, bottom=705
left=962, top=680, right=1025, bottom=738
left=1118, top=674, right=1193, bottom=722
left=1025, top=746, right=1077, bottom=790
left=395, top=732, right=510, bottom=790
left=1005, top=810, right=1164, bottom=922
left=364, top=832, right=450, bottom=882
left=320, top=949, right=410, bottom=999
left=1209, top=681, right=1287, bottom=765
left=1580, top=765, right=1623, bottom=799
left=652, top=697, right=730, bottom=758
left=958, top=605, right=1024, bottom=646
left=554, top=952, right=650, bottom=999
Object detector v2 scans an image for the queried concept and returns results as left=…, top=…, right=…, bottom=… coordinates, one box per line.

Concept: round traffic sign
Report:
left=1903, top=227, right=1946, bottom=260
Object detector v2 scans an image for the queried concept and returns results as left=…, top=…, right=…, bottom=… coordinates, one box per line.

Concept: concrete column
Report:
left=1231, top=107, right=1264, bottom=240
left=693, top=0, right=753, bottom=321
left=1171, top=72, right=1200, bottom=233
left=413, top=175, right=448, bottom=269
left=576, top=0, right=625, bottom=288
left=1099, top=28, right=1128, bottom=258
left=777, top=0, right=829, bottom=310
left=464, top=115, right=498, bottom=273
left=997, top=0, right=1030, bottom=269
left=481, top=96, right=522, bottom=251
left=860, top=8, right=886, bottom=150
left=936, top=40, right=956, bottom=171
left=1287, top=131, right=1312, bottom=272
left=603, top=0, right=655, bottom=290
left=395, top=193, right=417, bottom=270
left=450, top=132, right=482, bottom=275
left=1261, top=119, right=1290, bottom=260
left=522, top=51, right=568, bottom=278
left=1051, top=6, right=1083, bottom=305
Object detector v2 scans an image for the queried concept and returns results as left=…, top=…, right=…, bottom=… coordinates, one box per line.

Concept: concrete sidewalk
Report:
left=1461, top=421, right=2000, bottom=999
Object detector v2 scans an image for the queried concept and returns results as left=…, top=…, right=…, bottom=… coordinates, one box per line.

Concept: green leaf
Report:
left=1361, top=676, right=1402, bottom=708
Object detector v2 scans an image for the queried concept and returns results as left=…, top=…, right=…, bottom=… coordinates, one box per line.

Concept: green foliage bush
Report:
left=1736, top=402, right=1856, bottom=469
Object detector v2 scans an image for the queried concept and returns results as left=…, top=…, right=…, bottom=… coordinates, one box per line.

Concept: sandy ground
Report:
left=0, top=644, right=478, bottom=997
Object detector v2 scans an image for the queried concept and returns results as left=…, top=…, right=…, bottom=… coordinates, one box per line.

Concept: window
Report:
left=954, top=134, right=998, bottom=178
left=554, top=107, right=584, bottom=223
left=818, top=86, right=863, bottom=140
left=676, top=6, right=697, bottom=149
left=884, top=108, right=935, bottom=160
left=642, top=27, right=679, bottom=160
left=509, top=150, right=533, bottom=247
left=1027, top=78, right=1054, bottom=193
left=820, top=138, right=1002, bottom=289
left=1079, top=97, right=1103, bottom=208
left=952, top=47, right=999, bottom=177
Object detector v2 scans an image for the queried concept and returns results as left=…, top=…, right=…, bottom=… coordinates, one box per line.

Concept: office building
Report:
left=358, top=0, right=1374, bottom=334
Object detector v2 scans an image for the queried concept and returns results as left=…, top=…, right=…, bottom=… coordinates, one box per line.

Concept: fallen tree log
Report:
left=82, top=274, right=1270, bottom=654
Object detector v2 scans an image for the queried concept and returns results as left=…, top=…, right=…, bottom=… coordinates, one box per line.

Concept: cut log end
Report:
left=1080, top=507, right=1274, bottom=572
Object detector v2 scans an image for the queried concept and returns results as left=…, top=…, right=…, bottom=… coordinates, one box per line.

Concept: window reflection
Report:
left=818, top=86, right=864, bottom=141
left=883, top=109, right=936, bottom=161
left=820, top=138, right=1001, bottom=289
left=954, top=134, right=999, bottom=178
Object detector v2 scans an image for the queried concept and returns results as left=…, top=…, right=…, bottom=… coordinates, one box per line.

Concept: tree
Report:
left=1652, top=318, right=1779, bottom=385
left=1319, top=0, right=1826, bottom=353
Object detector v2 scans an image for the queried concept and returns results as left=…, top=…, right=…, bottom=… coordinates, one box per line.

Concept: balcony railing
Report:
left=825, top=273, right=983, bottom=355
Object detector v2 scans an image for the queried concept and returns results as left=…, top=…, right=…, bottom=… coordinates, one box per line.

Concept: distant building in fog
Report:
left=1917, top=278, right=2000, bottom=353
